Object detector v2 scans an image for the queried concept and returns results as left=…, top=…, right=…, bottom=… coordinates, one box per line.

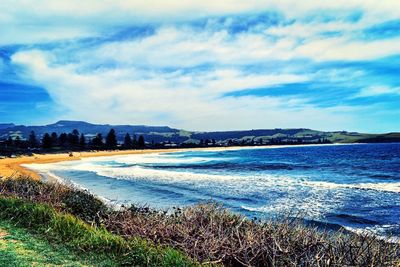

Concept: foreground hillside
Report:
left=0, top=178, right=399, bottom=266
left=1, top=120, right=400, bottom=145
left=0, top=220, right=118, bottom=266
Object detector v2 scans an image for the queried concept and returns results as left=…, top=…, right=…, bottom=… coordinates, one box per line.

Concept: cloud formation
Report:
left=2, top=1, right=400, bottom=131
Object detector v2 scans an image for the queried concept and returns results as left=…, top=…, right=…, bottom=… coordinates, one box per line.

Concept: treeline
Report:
left=0, top=129, right=146, bottom=154
left=0, top=128, right=332, bottom=156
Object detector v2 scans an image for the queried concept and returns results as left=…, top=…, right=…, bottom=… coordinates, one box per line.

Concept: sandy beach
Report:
left=0, top=144, right=341, bottom=180
left=0, top=146, right=257, bottom=180
left=0, top=149, right=189, bottom=180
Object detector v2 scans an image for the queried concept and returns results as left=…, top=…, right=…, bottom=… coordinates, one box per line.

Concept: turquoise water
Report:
left=27, top=143, right=400, bottom=238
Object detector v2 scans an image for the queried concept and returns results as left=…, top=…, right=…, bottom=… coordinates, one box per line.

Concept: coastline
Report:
left=0, top=148, right=194, bottom=180
left=0, top=143, right=346, bottom=180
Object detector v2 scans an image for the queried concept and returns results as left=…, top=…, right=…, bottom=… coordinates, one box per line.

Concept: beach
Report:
left=0, top=144, right=350, bottom=181
left=0, top=149, right=190, bottom=180
left=0, top=144, right=346, bottom=180
left=0, top=146, right=263, bottom=180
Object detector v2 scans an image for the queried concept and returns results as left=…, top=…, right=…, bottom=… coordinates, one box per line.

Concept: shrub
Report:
left=105, top=202, right=400, bottom=266
left=61, top=189, right=108, bottom=224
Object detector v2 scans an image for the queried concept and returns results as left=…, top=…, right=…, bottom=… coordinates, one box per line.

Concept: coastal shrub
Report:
left=61, top=189, right=108, bottom=224
left=0, top=177, right=49, bottom=199
left=0, top=177, right=67, bottom=206
left=105, top=202, right=400, bottom=266
left=0, top=197, right=195, bottom=266
left=0, top=177, right=108, bottom=224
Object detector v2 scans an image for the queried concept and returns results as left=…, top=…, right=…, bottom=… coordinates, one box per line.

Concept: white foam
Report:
left=113, top=154, right=230, bottom=165
left=24, top=160, right=400, bottom=194
left=344, top=225, right=400, bottom=243
left=96, top=165, right=236, bottom=182
left=22, top=163, right=122, bottom=209
left=304, top=181, right=400, bottom=193
left=76, top=151, right=236, bottom=166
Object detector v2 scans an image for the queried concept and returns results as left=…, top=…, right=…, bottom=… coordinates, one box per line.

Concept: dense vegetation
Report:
left=0, top=127, right=333, bottom=156
left=0, top=177, right=399, bottom=266
left=2, top=120, right=399, bottom=157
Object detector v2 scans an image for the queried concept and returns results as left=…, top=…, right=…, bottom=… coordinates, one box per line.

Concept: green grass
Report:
left=0, top=197, right=195, bottom=267
left=0, top=220, right=117, bottom=266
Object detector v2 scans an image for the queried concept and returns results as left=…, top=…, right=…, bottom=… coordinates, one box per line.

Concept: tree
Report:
left=79, top=133, right=86, bottom=149
left=51, top=132, right=58, bottom=146
left=15, top=136, right=22, bottom=148
left=6, top=137, right=13, bottom=148
left=92, top=133, right=104, bottom=148
left=58, top=133, right=68, bottom=147
left=28, top=131, right=38, bottom=148
left=132, top=134, right=137, bottom=147
left=106, top=129, right=117, bottom=148
left=138, top=135, right=145, bottom=148
left=123, top=133, right=132, bottom=148
left=68, top=129, right=80, bottom=147
left=42, top=133, right=52, bottom=149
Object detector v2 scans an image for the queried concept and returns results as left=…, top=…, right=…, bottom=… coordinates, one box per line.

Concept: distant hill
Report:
left=0, top=120, right=399, bottom=144
left=0, top=123, right=15, bottom=130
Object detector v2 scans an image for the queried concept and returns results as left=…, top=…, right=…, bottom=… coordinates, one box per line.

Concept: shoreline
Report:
left=0, top=148, right=201, bottom=180
left=0, top=143, right=349, bottom=180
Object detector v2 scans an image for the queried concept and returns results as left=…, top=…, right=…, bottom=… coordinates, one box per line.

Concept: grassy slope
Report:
left=0, top=197, right=195, bottom=267
left=0, top=220, right=116, bottom=266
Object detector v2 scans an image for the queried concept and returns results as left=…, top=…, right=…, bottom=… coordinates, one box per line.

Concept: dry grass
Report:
left=106, top=203, right=400, bottom=266
left=1, top=177, right=399, bottom=266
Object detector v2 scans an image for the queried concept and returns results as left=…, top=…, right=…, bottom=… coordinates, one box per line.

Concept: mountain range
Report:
left=1, top=120, right=399, bottom=144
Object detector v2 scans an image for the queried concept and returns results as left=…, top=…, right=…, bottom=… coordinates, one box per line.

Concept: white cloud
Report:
left=4, top=1, right=400, bottom=131
left=1, top=0, right=400, bottom=45
left=2, top=0, right=400, bottom=22
left=0, top=25, right=95, bottom=45
left=11, top=49, right=357, bottom=131
left=295, top=37, right=400, bottom=61
left=355, top=86, right=400, bottom=98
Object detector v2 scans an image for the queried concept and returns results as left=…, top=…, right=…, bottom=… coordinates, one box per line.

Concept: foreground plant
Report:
left=0, top=196, right=195, bottom=266
left=1, top=177, right=399, bottom=266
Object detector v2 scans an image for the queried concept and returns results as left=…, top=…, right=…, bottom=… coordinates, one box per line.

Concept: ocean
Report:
left=26, top=143, right=400, bottom=239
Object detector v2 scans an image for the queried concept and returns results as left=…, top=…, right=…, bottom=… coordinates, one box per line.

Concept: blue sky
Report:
left=0, top=1, right=399, bottom=132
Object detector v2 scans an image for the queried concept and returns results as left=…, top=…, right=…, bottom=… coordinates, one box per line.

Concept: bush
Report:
left=61, top=189, right=108, bottom=224
left=105, top=203, right=400, bottom=266
left=0, top=177, right=49, bottom=199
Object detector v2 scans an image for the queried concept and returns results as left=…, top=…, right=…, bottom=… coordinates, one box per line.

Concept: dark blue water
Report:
left=29, top=143, right=400, bottom=238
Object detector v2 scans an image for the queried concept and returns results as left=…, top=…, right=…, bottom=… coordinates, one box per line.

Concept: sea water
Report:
left=25, top=143, right=400, bottom=239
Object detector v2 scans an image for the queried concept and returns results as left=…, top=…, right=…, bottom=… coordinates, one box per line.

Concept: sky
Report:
left=0, top=0, right=399, bottom=132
